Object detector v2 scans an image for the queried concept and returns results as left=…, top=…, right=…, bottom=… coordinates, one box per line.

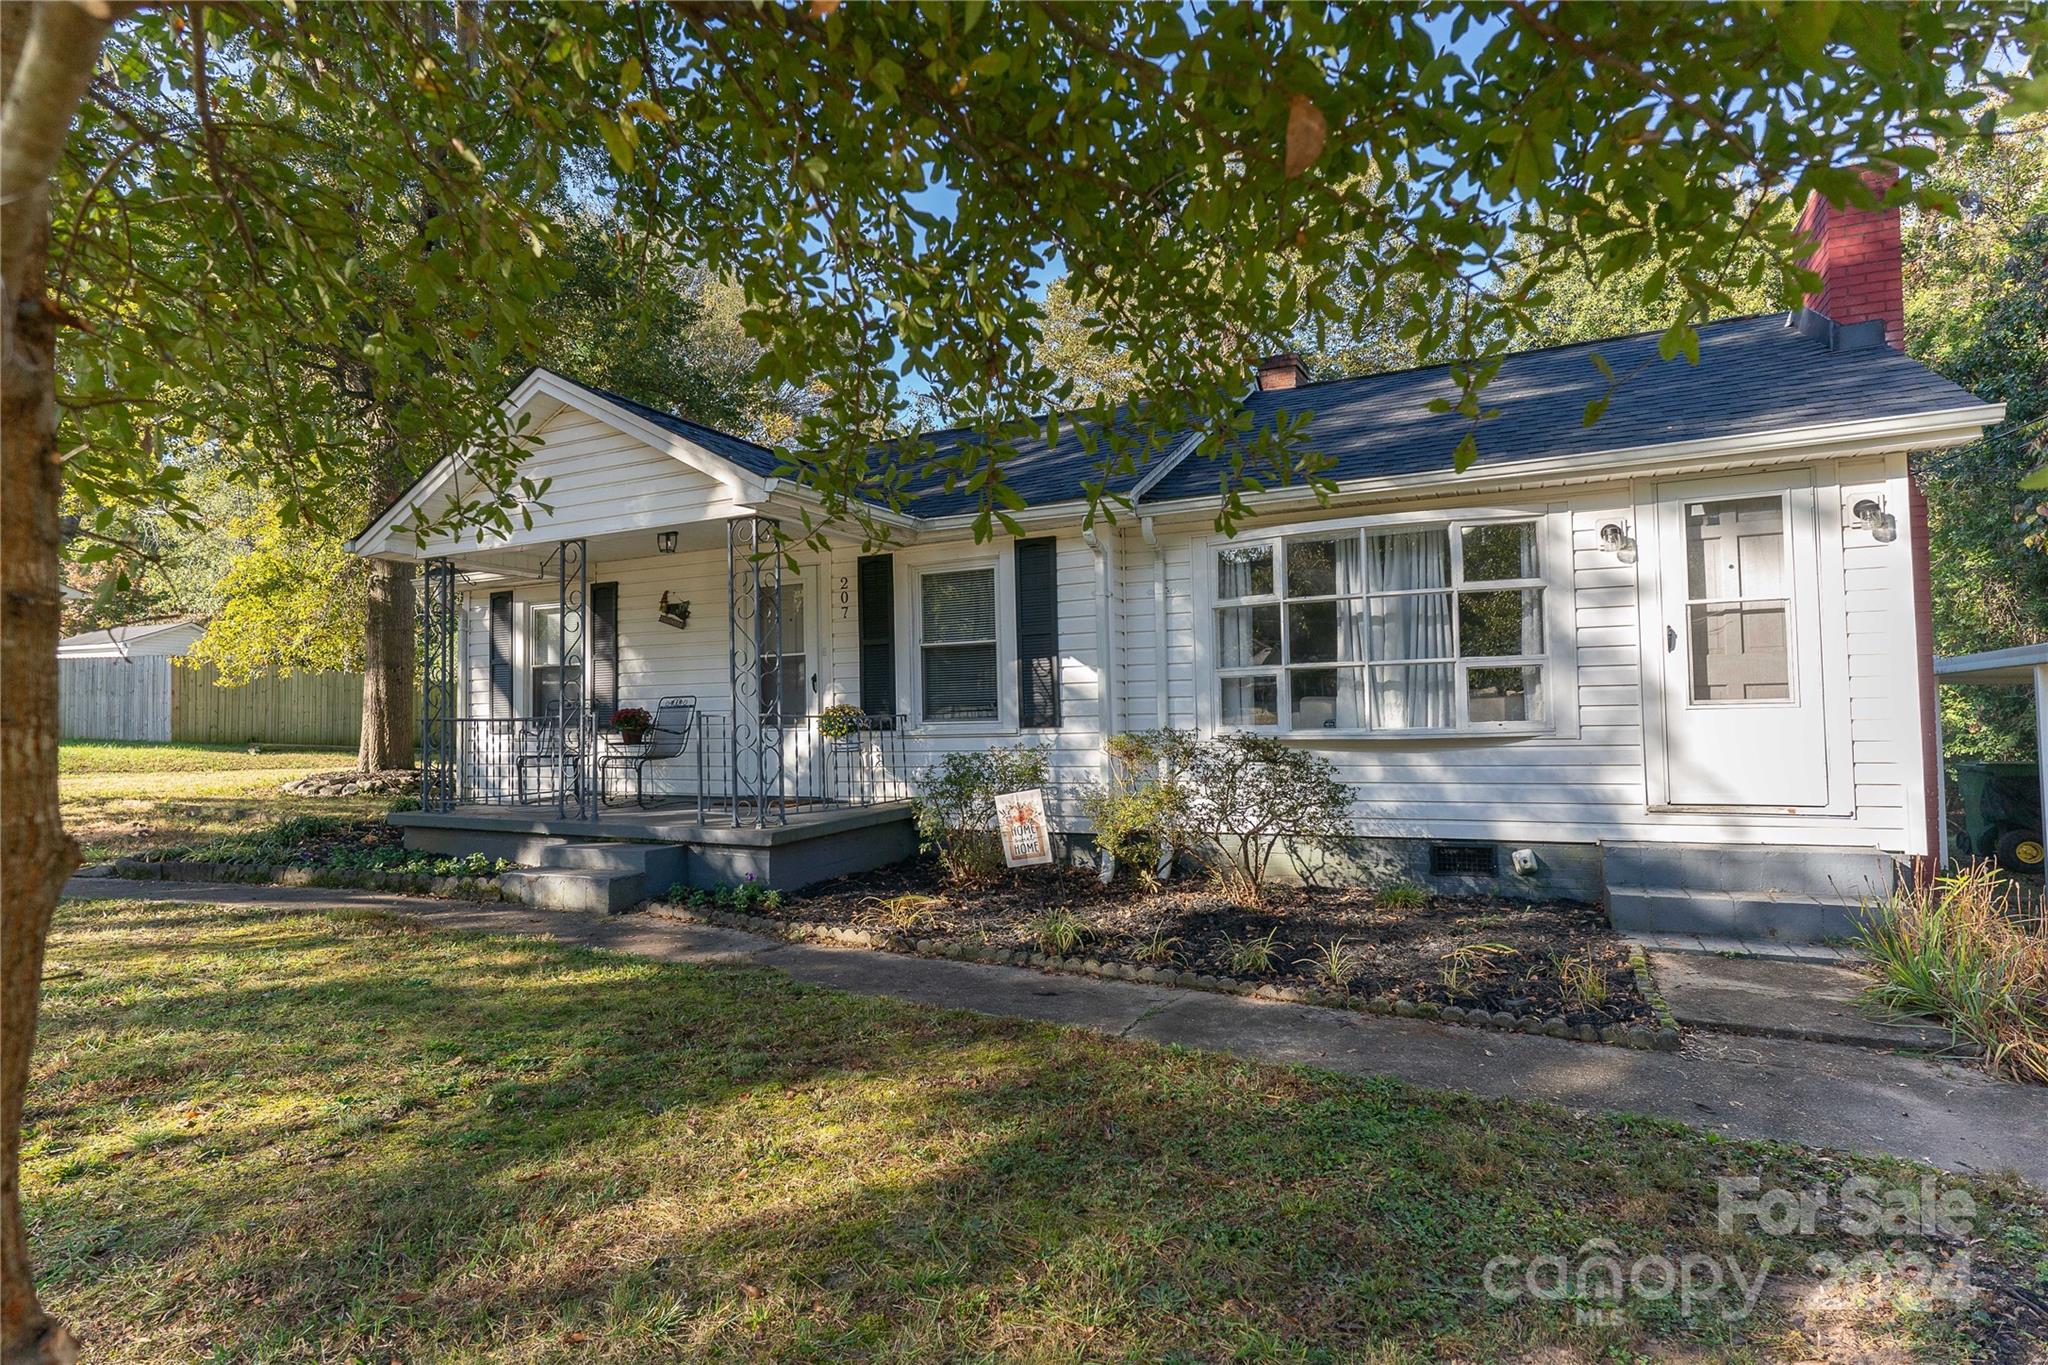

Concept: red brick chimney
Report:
left=1255, top=352, right=1311, bottom=391
left=1794, top=170, right=1904, bottom=351
left=1797, top=171, right=1942, bottom=874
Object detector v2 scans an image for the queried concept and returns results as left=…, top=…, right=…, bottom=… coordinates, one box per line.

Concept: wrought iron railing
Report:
left=419, top=711, right=911, bottom=825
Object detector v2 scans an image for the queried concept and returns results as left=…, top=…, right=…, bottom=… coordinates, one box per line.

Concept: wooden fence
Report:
left=59, top=659, right=365, bottom=747
left=58, top=657, right=173, bottom=741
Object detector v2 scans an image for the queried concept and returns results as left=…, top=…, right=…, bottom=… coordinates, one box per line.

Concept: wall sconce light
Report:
left=1598, top=520, right=1636, bottom=561
left=656, top=530, right=679, bottom=554
left=1851, top=497, right=1897, bottom=543
left=657, top=591, right=691, bottom=630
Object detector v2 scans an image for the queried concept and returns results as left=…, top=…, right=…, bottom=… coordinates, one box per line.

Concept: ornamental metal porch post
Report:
left=728, top=517, right=784, bottom=827
left=555, top=538, right=590, bottom=820
left=417, top=558, right=459, bottom=812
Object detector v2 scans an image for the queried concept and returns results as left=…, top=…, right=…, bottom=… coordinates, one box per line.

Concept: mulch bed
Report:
left=781, top=857, right=1650, bottom=1029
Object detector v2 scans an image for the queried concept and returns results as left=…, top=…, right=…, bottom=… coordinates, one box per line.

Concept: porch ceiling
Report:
left=444, top=519, right=733, bottom=580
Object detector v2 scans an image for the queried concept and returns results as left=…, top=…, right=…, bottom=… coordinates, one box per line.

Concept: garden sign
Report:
left=994, top=788, right=1053, bottom=868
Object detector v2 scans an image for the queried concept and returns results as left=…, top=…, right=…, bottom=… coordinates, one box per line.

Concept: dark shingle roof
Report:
left=897, top=414, right=1177, bottom=518
left=1141, top=313, right=1985, bottom=503
left=531, top=317, right=1988, bottom=522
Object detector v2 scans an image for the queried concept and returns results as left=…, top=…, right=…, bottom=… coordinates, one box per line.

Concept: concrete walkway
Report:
left=63, top=877, right=2048, bottom=1187
left=1648, top=950, right=1954, bottom=1052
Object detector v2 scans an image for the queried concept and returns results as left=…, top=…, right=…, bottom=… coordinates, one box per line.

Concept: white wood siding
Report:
left=412, top=407, right=747, bottom=559
left=456, top=531, right=1113, bottom=819
left=435, top=419, right=1929, bottom=854
left=1116, top=460, right=1927, bottom=854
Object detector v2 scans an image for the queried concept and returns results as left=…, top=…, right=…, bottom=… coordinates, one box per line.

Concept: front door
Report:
left=1656, top=474, right=1828, bottom=807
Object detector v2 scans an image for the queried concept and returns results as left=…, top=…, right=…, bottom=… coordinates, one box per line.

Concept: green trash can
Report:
left=1953, top=761, right=2044, bottom=874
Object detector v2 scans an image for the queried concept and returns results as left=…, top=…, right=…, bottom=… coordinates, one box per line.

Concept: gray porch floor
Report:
left=390, top=800, right=919, bottom=891
left=392, top=799, right=913, bottom=847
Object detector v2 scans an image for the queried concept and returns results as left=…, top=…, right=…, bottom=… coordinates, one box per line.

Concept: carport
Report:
left=1932, top=642, right=2048, bottom=870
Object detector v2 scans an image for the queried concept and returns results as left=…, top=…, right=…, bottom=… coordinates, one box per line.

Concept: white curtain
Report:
left=1368, top=529, right=1454, bottom=728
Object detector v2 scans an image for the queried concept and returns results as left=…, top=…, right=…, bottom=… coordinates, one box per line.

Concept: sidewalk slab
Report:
left=1626, top=931, right=1858, bottom=964
left=63, top=877, right=2048, bottom=1187
left=1648, top=950, right=1954, bottom=1052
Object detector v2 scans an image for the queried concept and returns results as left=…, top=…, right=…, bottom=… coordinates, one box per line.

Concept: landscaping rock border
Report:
left=1628, top=946, right=1685, bottom=1050
left=278, top=768, right=420, bottom=798
left=103, top=857, right=506, bottom=902
left=654, top=903, right=1682, bottom=1052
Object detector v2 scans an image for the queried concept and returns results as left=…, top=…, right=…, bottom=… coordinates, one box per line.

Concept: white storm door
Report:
left=1656, top=476, right=1828, bottom=808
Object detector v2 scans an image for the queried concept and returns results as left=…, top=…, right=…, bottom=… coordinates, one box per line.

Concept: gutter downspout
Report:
left=1080, top=526, right=1116, bottom=740
left=1141, top=516, right=1168, bottom=730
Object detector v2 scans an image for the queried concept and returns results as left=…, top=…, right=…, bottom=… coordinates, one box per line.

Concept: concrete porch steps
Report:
left=497, top=840, right=687, bottom=915
left=1606, top=842, right=1896, bottom=943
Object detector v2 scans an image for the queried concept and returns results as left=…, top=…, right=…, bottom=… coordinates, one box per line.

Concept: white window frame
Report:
left=521, top=602, right=585, bottom=718
left=1674, top=488, right=1800, bottom=710
left=755, top=568, right=817, bottom=723
left=1198, top=506, right=1575, bottom=741
left=905, top=552, right=1016, bottom=733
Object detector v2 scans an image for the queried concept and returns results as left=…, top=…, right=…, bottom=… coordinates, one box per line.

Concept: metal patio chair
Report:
left=598, top=695, right=697, bottom=808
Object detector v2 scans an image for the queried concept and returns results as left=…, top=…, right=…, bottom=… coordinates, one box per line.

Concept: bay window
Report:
left=1213, top=517, right=1549, bottom=734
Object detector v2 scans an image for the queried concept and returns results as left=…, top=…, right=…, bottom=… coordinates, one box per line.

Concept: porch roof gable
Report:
left=347, top=367, right=781, bottom=557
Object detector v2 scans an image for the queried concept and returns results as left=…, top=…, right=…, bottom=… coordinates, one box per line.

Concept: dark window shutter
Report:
left=1015, top=537, right=1061, bottom=728
left=857, top=554, right=895, bottom=717
left=591, top=582, right=619, bottom=723
left=488, top=591, right=514, bottom=718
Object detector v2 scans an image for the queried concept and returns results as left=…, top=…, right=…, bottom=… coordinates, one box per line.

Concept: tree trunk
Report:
left=2, top=5, right=114, bottom=1360
left=357, top=448, right=416, bottom=772
left=359, top=557, right=416, bottom=771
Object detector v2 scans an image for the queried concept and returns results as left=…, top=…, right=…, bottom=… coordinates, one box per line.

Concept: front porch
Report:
left=391, top=799, right=917, bottom=893
left=405, top=516, right=922, bottom=892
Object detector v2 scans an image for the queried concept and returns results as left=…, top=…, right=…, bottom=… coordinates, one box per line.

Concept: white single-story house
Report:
left=57, top=618, right=206, bottom=659
left=350, top=188, right=2004, bottom=937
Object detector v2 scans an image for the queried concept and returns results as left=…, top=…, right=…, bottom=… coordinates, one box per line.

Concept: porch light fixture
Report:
left=656, top=530, right=679, bottom=554
left=1851, top=497, right=1897, bottom=543
left=1597, top=520, right=1635, bottom=558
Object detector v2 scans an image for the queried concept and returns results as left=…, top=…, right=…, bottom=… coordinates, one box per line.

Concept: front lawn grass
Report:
left=28, top=900, right=2048, bottom=1362
left=58, top=740, right=353, bottom=775
left=59, top=740, right=398, bottom=862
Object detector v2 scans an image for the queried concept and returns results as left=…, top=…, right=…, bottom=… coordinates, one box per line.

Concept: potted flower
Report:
left=610, top=706, right=654, bottom=744
left=817, top=703, right=866, bottom=750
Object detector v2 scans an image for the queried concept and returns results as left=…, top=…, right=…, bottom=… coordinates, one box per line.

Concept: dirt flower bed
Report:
left=772, top=858, right=1651, bottom=1030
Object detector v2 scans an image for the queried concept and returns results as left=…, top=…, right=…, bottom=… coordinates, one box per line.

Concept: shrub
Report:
left=1857, top=863, right=2047, bottom=1084
left=1086, top=729, right=1351, bottom=900
left=912, top=744, right=1051, bottom=884
left=1082, top=730, right=1201, bottom=877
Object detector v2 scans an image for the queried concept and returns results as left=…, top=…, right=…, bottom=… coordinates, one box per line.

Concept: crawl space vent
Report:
left=1429, top=843, right=1498, bottom=878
